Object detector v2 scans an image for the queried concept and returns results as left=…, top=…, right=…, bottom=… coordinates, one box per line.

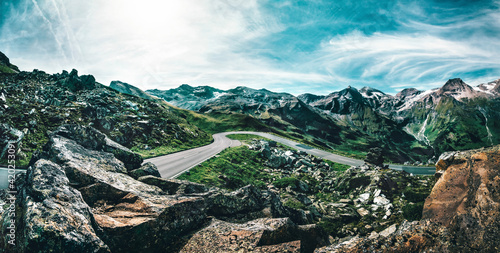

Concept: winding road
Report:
left=146, top=131, right=436, bottom=178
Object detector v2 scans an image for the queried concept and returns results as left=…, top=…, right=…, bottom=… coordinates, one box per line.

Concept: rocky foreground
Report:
left=1, top=125, right=500, bottom=252
left=316, top=145, right=500, bottom=252
left=0, top=125, right=329, bottom=253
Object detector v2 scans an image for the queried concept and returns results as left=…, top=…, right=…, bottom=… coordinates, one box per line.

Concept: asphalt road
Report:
left=145, top=133, right=241, bottom=178
left=146, top=131, right=436, bottom=178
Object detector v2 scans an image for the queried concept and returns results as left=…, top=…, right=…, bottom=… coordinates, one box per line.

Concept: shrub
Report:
left=403, top=189, right=428, bottom=203
left=402, top=202, right=424, bottom=221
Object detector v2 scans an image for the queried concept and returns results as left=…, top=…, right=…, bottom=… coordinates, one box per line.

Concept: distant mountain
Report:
left=302, top=78, right=500, bottom=159
left=148, top=85, right=424, bottom=163
left=149, top=78, right=500, bottom=164
left=148, top=84, right=225, bottom=111
left=149, top=85, right=345, bottom=145
left=110, top=80, right=156, bottom=100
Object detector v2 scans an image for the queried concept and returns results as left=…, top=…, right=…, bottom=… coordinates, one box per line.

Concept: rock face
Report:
left=0, top=159, right=110, bottom=253
left=129, top=162, right=161, bottom=179
left=47, top=124, right=143, bottom=170
left=423, top=145, right=500, bottom=251
left=1, top=126, right=328, bottom=252
left=0, top=51, right=19, bottom=73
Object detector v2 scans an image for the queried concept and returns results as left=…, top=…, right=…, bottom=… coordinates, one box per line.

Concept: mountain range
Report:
left=146, top=78, right=500, bottom=164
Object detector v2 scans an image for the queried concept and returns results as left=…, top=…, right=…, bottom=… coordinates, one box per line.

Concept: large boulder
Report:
left=205, top=185, right=311, bottom=225
left=31, top=131, right=208, bottom=252
left=57, top=69, right=96, bottom=92
left=422, top=145, right=500, bottom=252
left=364, top=147, right=384, bottom=167
left=181, top=218, right=329, bottom=253
left=49, top=124, right=143, bottom=170
left=0, top=159, right=110, bottom=253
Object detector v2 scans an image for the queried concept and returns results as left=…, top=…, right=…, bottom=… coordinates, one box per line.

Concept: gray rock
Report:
left=0, top=123, right=24, bottom=160
left=379, top=224, right=397, bottom=238
left=364, top=147, right=384, bottom=166
left=297, top=180, right=309, bottom=193
left=357, top=208, right=370, bottom=217
left=129, top=162, right=161, bottom=179
left=356, top=193, right=370, bottom=204
left=57, top=69, right=96, bottom=92
left=296, top=193, right=313, bottom=206
left=50, top=124, right=143, bottom=170
left=1, top=159, right=110, bottom=253
left=373, top=196, right=390, bottom=206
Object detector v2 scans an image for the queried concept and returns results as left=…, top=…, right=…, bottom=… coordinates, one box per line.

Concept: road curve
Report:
left=146, top=131, right=436, bottom=178
left=145, top=133, right=241, bottom=178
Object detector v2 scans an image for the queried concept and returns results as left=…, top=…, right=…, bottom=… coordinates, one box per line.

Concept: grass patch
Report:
left=131, top=145, right=185, bottom=158
left=0, top=65, right=15, bottom=74
left=324, top=160, right=350, bottom=172
left=226, top=134, right=271, bottom=142
left=177, top=146, right=271, bottom=190
left=273, top=177, right=300, bottom=189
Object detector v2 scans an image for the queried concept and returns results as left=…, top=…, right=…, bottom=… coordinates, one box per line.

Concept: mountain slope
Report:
left=0, top=51, right=19, bottom=74
left=0, top=53, right=212, bottom=166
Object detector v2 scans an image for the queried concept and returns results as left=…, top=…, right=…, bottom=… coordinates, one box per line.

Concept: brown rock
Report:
left=422, top=145, right=500, bottom=251
left=181, top=218, right=328, bottom=253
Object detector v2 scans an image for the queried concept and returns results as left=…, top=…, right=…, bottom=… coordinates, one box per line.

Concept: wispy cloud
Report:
left=0, top=0, right=499, bottom=95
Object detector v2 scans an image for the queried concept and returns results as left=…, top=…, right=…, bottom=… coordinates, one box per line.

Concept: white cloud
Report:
left=312, top=30, right=500, bottom=91
left=1, top=0, right=499, bottom=95
left=1, top=0, right=308, bottom=91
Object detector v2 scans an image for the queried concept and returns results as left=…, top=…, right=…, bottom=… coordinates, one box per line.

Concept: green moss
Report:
left=284, top=199, right=306, bottom=210
left=318, top=219, right=344, bottom=238
left=273, top=177, right=300, bottom=189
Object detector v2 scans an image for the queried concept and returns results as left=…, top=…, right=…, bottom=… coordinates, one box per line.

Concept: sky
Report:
left=0, top=0, right=499, bottom=95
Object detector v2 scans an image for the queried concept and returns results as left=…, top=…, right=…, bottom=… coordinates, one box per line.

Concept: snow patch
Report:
left=397, top=89, right=436, bottom=112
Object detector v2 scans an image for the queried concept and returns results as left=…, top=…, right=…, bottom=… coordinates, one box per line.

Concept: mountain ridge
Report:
left=146, top=77, right=500, bottom=164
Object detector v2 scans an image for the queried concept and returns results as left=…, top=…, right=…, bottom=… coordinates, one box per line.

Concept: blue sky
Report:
left=1, top=0, right=499, bottom=95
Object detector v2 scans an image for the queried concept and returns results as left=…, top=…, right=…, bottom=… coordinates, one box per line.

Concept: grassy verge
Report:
left=177, top=146, right=272, bottom=190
